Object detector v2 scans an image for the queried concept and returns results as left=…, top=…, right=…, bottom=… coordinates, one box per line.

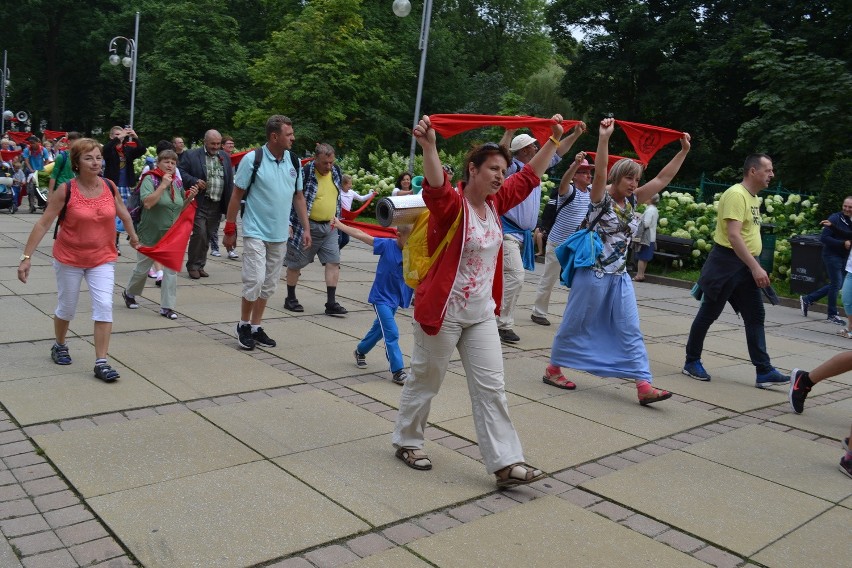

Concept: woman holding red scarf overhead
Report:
left=543, top=118, right=691, bottom=404
left=392, top=114, right=563, bottom=488
left=122, top=150, right=198, bottom=320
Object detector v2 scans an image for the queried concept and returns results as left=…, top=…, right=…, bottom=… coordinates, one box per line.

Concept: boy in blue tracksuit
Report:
left=333, top=217, right=413, bottom=384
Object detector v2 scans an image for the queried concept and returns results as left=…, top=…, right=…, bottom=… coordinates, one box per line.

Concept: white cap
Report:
left=510, top=134, right=537, bottom=153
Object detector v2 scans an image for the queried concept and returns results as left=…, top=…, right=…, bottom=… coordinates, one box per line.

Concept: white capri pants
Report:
left=53, top=260, right=115, bottom=322
left=241, top=237, right=285, bottom=302
left=393, top=317, right=525, bottom=473
left=497, top=236, right=525, bottom=330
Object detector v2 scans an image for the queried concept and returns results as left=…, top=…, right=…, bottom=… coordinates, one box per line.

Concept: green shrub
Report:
left=816, top=158, right=852, bottom=221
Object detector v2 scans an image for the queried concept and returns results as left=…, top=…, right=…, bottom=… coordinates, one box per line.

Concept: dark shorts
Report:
left=636, top=242, right=655, bottom=262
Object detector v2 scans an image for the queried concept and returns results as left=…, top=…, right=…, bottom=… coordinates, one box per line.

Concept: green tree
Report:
left=243, top=0, right=407, bottom=153
left=135, top=0, right=250, bottom=142
left=734, top=25, right=852, bottom=188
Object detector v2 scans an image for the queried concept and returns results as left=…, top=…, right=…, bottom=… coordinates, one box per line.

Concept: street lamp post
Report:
left=108, top=11, right=140, bottom=128
left=393, top=0, right=433, bottom=174
left=1, top=51, right=10, bottom=136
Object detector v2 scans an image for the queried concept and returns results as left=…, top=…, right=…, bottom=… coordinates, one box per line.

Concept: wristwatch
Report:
left=19, top=254, right=30, bottom=262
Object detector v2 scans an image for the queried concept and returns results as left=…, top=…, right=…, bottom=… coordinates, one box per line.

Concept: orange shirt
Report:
left=53, top=179, right=118, bottom=268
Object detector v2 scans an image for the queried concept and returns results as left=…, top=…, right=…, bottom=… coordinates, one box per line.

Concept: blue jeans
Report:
left=685, top=268, right=772, bottom=374
left=803, top=252, right=846, bottom=317
left=357, top=304, right=404, bottom=373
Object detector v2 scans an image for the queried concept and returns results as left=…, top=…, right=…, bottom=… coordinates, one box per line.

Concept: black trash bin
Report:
left=789, top=234, right=826, bottom=295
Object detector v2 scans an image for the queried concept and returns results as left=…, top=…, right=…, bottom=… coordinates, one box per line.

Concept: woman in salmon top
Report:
left=17, top=138, right=139, bottom=382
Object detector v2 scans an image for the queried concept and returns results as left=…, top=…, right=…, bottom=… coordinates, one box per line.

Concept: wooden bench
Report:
left=653, top=234, right=694, bottom=273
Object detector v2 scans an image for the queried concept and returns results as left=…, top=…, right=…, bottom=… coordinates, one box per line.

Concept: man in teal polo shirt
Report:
left=223, top=115, right=311, bottom=351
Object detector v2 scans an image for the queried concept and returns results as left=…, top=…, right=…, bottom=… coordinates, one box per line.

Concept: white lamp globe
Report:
left=392, top=0, right=412, bottom=18
left=122, top=56, right=132, bottom=68
left=109, top=54, right=120, bottom=66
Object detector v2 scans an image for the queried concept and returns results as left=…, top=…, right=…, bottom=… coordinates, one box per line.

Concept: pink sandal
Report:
left=542, top=368, right=576, bottom=390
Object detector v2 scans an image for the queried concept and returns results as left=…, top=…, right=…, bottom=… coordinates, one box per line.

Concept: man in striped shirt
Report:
left=530, top=153, right=594, bottom=326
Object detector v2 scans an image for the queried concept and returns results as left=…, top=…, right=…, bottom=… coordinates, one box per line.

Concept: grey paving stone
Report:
left=597, top=455, right=635, bottom=470
left=0, top=484, right=26, bottom=502
left=671, top=432, right=704, bottom=444
left=381, top=522, right=430, bottom=545
left=22, top=477, right=67, bottom=497
left=621, top=513, right=669, bottom=537
left=184, top=399, right=217, bottom=410
left=655, top=529, right=706, bottom=553
left=503, top=484, right=547, bottom=503
left=211, top=395, right=243, bottom=406
left=346, top=533, right=394, bottom=558
left=0, top=498, right=39, bottom=519
left=0, top=441, right=35, bottom=458
left=0, top=431, right=27, bottom=444
left=123, top=408, right=158, bottom=420
left=267, top=558, right=315, bottom=568
left=303, top=544, right=360, bottom=568
left=20, top=549, right=77, bottom=568
left=90, top=414, right=128, bottom=426
left=58, top=419, right=95, bottom=431
left=588, top=501, right=633, bottom=521
left=68, top=536, right=124, bottom=566
left=55, top=519, right=110, bottom=547
left=12, top=463, right=55, bottom=483
left=447, top=503, right=490, bottom=523
left=416, top=512, right=462, bottom=533
left=10, top=529, right=63, bottom=555
left=528, top=477, right=573, bottom=495
left=656, top=437, right=689, bottom=450
left=637, top=443, right=673, bottom=456
left=575, top=462, right=615, bottom=478
left=3, top=454, right=46, bottom=469
left=155, top=403, right=188, bottom=414
left=692, top=545, right=745, bottom=567
left=552, top=469, right=592, bottom=486
left=33, top=491, right=79, bottom=513
left=475, top=493, right=519, bottom=513
left=1, top=513, right=50, bottom=537
left=619, top=449, right=655, bottom=463
left=88, top=554, right=137, bottom=567
left=703, top=423, right=735, bottom=434
left=557, top=488, right=602, bottom=508
left=0, top=470, right=15, bottom=485
left=435, top=436, right=472, bottom=450
left=43, top=505, right=93, bottom=529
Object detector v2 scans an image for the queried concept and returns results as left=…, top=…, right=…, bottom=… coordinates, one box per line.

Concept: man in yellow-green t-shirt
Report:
left=284, top=143, right=348, bottom=316
left=684, top=154, right=789, bottom=388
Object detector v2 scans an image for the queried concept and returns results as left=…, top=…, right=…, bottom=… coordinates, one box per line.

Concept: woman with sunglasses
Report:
left=543, top=117, right=691, bottom=404
left=393, top=114, right=564, bottom=488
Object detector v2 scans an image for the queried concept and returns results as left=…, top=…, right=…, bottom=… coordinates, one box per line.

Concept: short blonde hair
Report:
left=70, top=138, right=102, bottom=173
left=607, top=158, right=643, bottom=186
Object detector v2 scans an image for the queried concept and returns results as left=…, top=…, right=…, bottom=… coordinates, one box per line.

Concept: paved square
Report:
left=409, top=496, right=707, bottom=567
left=200, top=390, right=393, bottom=458
left=88, top=461, right=368, bottom=568
left=583, top=450, right=833, bottom=556
left=35, top=412, right=261, bottom=497
left=752, top=505, right=852, bottom=568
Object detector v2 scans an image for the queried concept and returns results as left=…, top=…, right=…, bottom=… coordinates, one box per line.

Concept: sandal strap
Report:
left=94, top=363, right=120, bottom=382
left=497, top=462, right=542, bottom=483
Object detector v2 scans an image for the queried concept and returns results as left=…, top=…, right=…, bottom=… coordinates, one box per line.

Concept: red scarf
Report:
left=429, top=114, right=579, bottom=147
left=135, top=167, right=173, bottom=200
left=585, top=152, right=644, bottom=175
left=43, top=129, right=67, bottom=141
left=616, top=120, right=684, bottom=165
left=6, top=131, right=31, bottom=145
left=137, top=201, right=197, bottom=272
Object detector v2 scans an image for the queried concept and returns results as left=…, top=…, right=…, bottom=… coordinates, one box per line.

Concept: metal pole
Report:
left=407, top=0, right=432, bottom=174
left=129, top=11, right=140, bottom=128
left=1, top=50, right=7, bottom=136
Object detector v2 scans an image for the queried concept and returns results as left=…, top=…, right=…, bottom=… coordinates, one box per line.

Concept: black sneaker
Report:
left=841, top=455, right=852, bottom=479
left=354, top=349, right=367, bottom=369
left=788, top=368, right=811, bottom=414
left=252, top=327, right=276, bottom=348
left=392, top=369, right=408, bottom=385
left=236, top=323, right=255, bottom=350
left=498, top=328, right=520, bottom=343
left=325, top=302, right=348, bottom=316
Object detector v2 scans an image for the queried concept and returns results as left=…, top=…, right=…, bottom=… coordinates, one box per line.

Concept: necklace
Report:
left=76, top=178, right=102, bottom=195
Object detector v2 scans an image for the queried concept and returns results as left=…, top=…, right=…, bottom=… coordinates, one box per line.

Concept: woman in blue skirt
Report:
left=542, top=117, right=691, bottom=405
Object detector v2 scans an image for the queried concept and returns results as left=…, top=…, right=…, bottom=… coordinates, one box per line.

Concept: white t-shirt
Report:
left=446, top=200, right=502, bottom=324
left=341, top=188, right=372, bottom=211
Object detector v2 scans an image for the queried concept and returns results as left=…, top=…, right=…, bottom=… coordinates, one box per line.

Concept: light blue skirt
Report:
left=550, top=268, right=652, bottom=381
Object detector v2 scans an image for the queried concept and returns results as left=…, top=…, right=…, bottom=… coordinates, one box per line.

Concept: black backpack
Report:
left=240, top=147, right=301, bottom=217
left=540, top=185, right=577, bottom=236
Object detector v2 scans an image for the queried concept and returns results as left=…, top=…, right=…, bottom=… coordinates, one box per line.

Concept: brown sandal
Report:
left=395, top=447, right=432, bottom=470
left=495, top=462, right=545, bottom=488
left=639, top=387, right=672, bottom=406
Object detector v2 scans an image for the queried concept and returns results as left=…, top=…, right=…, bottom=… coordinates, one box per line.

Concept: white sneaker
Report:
left=211, top=250, right=221, bottom=257
left=228, top=249, right=239, bottom=259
